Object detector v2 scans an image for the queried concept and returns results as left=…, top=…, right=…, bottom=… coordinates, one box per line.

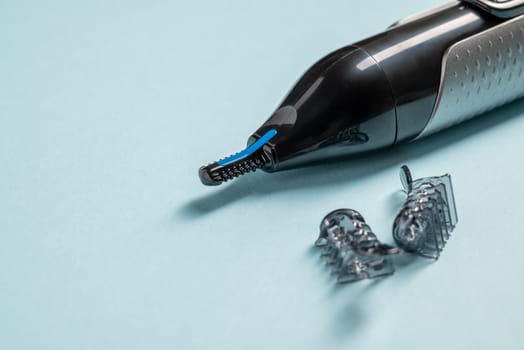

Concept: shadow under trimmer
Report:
left=200, top=0, right=524, bottom=186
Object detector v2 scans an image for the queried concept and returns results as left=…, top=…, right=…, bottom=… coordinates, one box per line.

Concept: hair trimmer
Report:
left=199, top=0, right=524, bottom=186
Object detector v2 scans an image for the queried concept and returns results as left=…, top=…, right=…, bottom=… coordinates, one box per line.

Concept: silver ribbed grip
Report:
left=418, top=13, right=524, bottom=138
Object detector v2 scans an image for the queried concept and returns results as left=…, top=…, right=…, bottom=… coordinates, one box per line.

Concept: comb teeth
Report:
left=199, top=129, right=278, bottom=186
left=199, top=153, right=269, bottom=186
left=393, top=166, right=458, bottom=259
left=316, top=209, right=399, bottom=283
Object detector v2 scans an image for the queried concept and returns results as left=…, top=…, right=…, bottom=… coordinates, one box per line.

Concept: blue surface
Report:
left=2, top=1, right=524, bottom=349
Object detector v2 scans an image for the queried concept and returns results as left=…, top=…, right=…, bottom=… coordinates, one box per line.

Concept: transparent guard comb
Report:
left=316, top=209, right=399, bottom=283
left=393, top=165, right=458, bottom=259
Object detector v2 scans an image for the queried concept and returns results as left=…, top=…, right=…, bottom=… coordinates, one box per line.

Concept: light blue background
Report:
left=2, top=0, right=524, bottom=349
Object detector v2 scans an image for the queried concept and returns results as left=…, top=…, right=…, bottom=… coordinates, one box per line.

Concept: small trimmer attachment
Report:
left=392, top=166, right=458, bottom=259
left=198, top=129, right=277, bottom=186
left=315, top=209, right=399, bottom=283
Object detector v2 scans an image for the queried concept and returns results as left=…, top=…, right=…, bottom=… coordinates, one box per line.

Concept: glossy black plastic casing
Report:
left=253, top=3, right=503, bottom=171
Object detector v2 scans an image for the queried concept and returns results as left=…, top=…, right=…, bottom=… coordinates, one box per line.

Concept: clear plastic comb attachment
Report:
left=393, top=166, right=458, bottom=259
left=316, top=209, right=399, bottom=283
